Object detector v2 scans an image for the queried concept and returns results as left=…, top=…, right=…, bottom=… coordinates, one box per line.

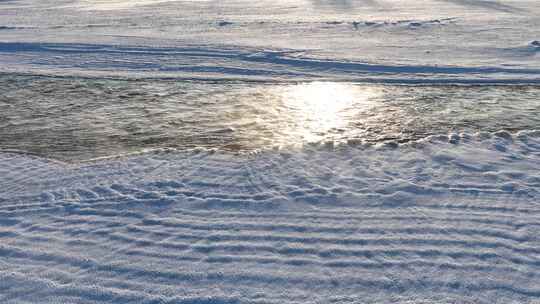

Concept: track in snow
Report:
left=1, top=42, right=539, bottom=83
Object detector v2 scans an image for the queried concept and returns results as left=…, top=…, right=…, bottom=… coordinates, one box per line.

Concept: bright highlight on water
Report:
left=1, top=75, right=539, bottom=161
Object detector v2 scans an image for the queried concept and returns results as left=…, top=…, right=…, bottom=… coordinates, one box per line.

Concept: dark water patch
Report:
left=1, top=74, right=539, bottom=161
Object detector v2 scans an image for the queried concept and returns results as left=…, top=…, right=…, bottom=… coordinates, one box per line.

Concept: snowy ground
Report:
left=2, top=133, right=540, bottom=303
left=0, top=0, right=539, bottom=82
left=1, top=0, right=540, bottom=303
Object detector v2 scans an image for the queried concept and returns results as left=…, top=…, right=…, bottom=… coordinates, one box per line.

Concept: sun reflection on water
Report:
left=4, top=74, right=539, bottom=161
left=271, top=82, right=380, bottom=145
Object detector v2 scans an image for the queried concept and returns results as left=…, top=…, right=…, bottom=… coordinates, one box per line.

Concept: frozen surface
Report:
left=2, top=75, right=540, bottom=161
left=0, top=0, right=539, bottom=82
left=1, top=132, right=540, bottom=303
left=2, top=1, right=540, bottom=303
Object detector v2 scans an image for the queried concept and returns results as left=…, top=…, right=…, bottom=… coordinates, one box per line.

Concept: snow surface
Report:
left=0, top=0, right=539, bottom=82
left=2, top=0, right=540, bottom=303
left=2, top=132, right=540, bottom=303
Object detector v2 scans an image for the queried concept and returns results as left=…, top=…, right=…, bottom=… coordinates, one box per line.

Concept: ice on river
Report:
left=0, top=0, right=539, bottom=82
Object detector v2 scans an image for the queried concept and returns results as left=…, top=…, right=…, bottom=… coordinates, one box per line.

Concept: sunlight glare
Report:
left=277, top=82, right=379, bottom=144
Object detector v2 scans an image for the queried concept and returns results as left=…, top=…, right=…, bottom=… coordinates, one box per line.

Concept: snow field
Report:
left=1, top=131, right=540, bottom=303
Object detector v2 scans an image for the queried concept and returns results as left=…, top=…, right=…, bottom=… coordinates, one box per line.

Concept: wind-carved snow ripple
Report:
left=1, top=131, right=540, bottom=303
